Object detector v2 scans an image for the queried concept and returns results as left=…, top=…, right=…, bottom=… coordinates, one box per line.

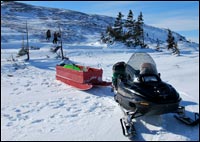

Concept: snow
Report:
left=1, top=1, right=199, bottom=141
left=1, top=42, right=199, bottom=141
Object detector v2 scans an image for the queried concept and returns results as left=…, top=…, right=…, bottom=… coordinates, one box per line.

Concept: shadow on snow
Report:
left=28, top=58, right=60, bottom=71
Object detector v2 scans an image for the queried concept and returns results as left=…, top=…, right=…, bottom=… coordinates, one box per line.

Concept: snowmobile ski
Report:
left=120, top=118, right=136, bottom=137
left=174, top=113, right=199, bottom=126
left=174, top=106, right=199, bottom=126
left=119, top=105, right=137, bottom=137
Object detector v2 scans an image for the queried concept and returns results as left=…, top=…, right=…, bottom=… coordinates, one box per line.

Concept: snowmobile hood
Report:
left=130, top=81, right=181, bottom=104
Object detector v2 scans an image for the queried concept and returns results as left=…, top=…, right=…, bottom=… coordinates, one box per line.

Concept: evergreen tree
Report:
left=173, top=42, right=180, bottom=55
left=134, top=12, right=145, bottom=47
left=100, top=32, right=106, bottom=43
left=138, top=12, right=144, bottom=47
left=166, top=29, right=175, bottom=50
left=133, top=21, right=140, bottom=46
left=124, top=10, right=135, bottom=36
left=166, top=29, right=180, bottom=55
left=100, top=26, right=115, bottom=44
left=106, top=25, right=115, bottom=38
left=124, top=10, right=135, bottom=47
left=113, top=12, right=124, bottom=40
left=100, top=11, right=148, bottom=48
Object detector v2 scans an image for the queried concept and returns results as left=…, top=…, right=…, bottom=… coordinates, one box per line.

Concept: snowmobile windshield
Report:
left=126, top=53, right=158, bottom=75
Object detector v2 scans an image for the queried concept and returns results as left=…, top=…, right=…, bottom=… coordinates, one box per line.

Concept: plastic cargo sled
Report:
left=56, top=64, right=111, bottom=90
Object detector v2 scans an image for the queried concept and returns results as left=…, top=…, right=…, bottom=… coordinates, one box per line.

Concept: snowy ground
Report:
left=1, top=41, right=199, bottom=141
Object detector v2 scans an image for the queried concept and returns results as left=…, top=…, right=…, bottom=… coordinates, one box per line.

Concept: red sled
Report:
left=56, top=65, right=111, bottom=90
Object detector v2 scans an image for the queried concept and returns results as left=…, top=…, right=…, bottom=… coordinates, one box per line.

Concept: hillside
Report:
left=1, top=1, right=114, bottom=44
left=1, top=1, right=199, bottom=49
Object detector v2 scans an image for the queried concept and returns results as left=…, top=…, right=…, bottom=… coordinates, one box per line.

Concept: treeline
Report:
left=101, top=10, right=180, bottom=55
left=101, top=10, right=147, bottom=48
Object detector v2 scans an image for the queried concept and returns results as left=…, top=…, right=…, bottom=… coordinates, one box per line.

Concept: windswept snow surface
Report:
left=1, top=41, right=199, bottom=141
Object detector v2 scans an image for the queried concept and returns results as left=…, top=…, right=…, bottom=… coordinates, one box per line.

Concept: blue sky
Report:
left=20, top=1, right=199, bottom=43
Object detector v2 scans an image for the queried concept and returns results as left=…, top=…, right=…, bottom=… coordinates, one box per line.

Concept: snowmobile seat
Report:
left=139, top=74, right=161, bottom=83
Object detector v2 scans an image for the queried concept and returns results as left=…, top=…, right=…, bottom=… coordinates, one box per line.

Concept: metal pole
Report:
left=59, top=26, right=64, bottom=60
left=26, top=21, right=29, bottom=60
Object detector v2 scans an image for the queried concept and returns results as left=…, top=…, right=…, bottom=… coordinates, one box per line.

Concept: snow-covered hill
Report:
left=1, top=1, right=114, bottom=44
left=1, top=1, right=199, bottom=141
left=1, top=1, right=199, bottom=48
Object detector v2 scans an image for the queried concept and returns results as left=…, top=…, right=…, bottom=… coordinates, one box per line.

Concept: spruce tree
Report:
left=137, top=12, right=144, bottom=47
left=100, top=26, right=114, bottom=44
left=166, top=29, right=175, bottom=50
left=100, top=32, right=106, bottom=43
left=173, top=42, right=180, bottom=55
left=133, top=21, right=140, bottom=46
left=113, top=12, right=124, bottom=40
left=100, top=11, right=147, bottom=48
left=134, top=12, right=145, bottom=47
left=124, top=10, right=135, bottom=47
left=124, top=10, right=135, bottom=36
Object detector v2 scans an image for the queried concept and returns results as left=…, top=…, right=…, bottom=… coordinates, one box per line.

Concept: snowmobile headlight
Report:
left=140, top=102, right=149, bottom=106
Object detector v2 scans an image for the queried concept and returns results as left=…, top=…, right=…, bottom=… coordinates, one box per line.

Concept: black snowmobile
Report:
left=112, top=52, right=199, bottom=137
